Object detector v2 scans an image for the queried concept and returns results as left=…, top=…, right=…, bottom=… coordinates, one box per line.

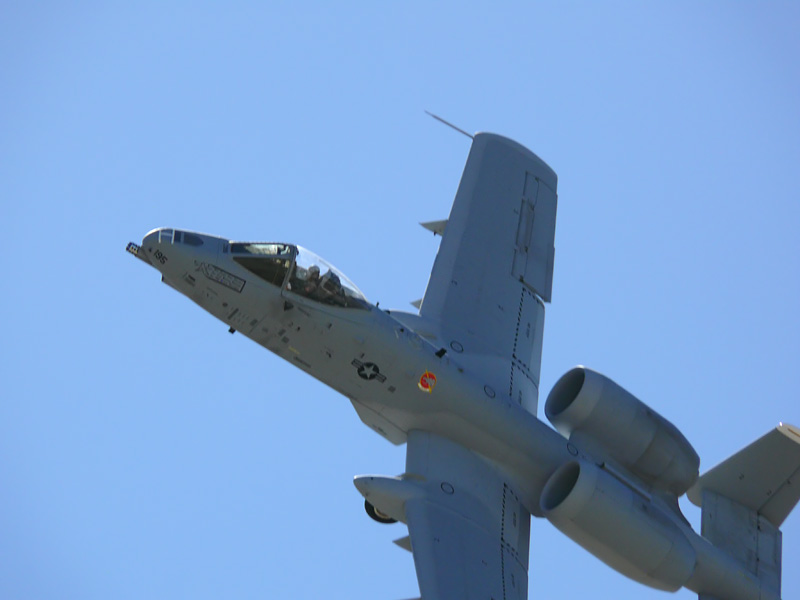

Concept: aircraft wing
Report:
left=404, top=431, right=530, bottom=600
left=420, top=133, right=558, bottom=413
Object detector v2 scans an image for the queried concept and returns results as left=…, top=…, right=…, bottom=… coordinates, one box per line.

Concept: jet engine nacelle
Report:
left=545, top=367, right=699, bottom=495
left=540, top=459, right=696, bottom=592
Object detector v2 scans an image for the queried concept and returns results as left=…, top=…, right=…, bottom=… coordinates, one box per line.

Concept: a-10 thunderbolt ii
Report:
left=128, top=130, right=799, bottom=600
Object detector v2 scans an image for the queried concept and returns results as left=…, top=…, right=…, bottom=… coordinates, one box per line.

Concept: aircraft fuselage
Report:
left=131, top=227, right=572, bottom=517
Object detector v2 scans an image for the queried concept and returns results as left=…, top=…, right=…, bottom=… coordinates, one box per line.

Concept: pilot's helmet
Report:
left=308, top=265, right=320, bottom=278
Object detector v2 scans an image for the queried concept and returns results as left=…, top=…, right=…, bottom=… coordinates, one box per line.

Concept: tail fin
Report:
left=687, top=423, right=800, bottom=598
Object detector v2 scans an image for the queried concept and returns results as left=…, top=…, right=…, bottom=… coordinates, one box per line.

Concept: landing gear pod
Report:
left=365, top=499, right=397, bottom=524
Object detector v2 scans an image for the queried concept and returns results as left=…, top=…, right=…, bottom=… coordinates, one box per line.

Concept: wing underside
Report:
left=403, top=431, right=531, bottom=600
left=420, top=133, right=558, bottom=414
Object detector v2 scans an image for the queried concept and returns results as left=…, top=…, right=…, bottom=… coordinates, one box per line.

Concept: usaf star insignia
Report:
left=351, top=359, right=386, bottom=383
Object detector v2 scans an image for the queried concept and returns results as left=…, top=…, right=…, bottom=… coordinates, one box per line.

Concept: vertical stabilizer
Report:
left=697, top=490, right=782, bottom=599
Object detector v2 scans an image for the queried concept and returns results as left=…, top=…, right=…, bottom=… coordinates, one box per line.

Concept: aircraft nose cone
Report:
left=142, top=228, right=161, bottom=251
left=140, top=228, right=175, bottom=269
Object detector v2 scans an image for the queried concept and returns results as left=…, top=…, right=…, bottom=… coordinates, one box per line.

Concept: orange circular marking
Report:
left=418, top=371, right=437, bottom=393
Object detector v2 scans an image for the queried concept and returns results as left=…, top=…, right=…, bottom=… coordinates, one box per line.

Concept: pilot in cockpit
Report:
left=303, top=265, right=321, bottom=296
left=293, top=262, right=349, bottom=307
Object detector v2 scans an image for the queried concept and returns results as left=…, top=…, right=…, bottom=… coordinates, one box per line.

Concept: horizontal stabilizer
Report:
left=688, top=423, right=800, bottom=527
left=420, top=220, right=447, bottom=236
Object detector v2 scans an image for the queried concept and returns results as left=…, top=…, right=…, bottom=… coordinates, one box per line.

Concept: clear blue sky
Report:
left=2, top=3, right=798, bottom=599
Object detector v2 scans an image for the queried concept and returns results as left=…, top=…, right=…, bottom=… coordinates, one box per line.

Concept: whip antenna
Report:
left=425, top=111, right=473, bottom=140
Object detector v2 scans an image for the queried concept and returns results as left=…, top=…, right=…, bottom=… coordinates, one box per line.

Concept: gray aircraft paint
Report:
left=129, top=132, right=798, bottom=600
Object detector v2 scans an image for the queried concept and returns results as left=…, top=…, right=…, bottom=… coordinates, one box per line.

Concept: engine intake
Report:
left=540, top=459, right=696, bottom=591
left=545, top=367, right=699, bottom=495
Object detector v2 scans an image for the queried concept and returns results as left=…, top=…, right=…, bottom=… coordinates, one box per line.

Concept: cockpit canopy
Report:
left=228, top=242, right=369, bottom=309
left=154, top=228, right=205, bottom=246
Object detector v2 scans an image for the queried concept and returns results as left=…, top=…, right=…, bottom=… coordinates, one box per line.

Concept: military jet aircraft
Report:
left=129, top=131, right=799, bottom=600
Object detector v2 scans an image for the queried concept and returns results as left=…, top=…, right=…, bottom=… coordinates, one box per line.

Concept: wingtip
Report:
left=777, top=422, right=800, bottom=441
